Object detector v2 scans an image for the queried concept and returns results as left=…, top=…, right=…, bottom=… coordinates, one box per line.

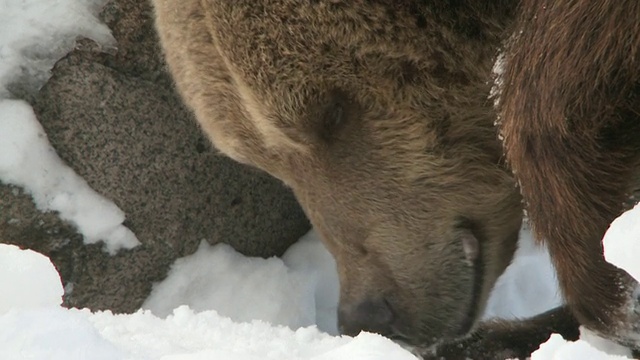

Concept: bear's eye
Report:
left=327, top=102, right=344, bottom=129
left=319, top=91, right=350, bottom=142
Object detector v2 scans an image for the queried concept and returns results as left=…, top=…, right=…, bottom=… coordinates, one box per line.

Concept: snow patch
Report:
left=0, top=307, right=126, bottom=360
left=603, top=203, right=640, bottom=282
left=2, top=223, right=639, bottom=359
left=0, top=0, right=115, bottom=97
left=0, top=100, right=139, bottom=253
left=89, top=306, right=416, bottom=360
left=143, top=241, right=316, bottom=330
left=0, top=244, right=418, bottom=359
left=282, top=231, right=340, bottom=335
left=144, top=231, right=340, bottom=335
left=0, top=0, right=136, bottom=253
left=483, top=225, right=562, bottom=320
left=531, top=331, right=631, bottom=360
left=0, top=243, right=63, bottom=314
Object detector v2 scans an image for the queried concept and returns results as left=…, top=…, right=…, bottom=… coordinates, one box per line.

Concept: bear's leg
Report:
left=424, top=0, right=640, bottom=357
left=497, top=0, right=640, bottom=351
left=421, top=306, right=580, bottom=360
left=422, top=108, right=640, bottom=358
left=504, top=126, right=640, bottom=344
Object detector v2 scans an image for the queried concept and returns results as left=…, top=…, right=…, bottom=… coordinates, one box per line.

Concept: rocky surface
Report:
left=0, top=0, right=310, bottom=313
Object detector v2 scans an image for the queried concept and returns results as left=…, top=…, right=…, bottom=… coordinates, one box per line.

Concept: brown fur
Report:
left=427, top=306, right=580, bottom=359
left=152, top=0, right=523, bottom=346
left=497, top=0, right=640, bottom=349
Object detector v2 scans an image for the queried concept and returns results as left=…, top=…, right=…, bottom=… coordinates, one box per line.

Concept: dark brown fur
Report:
left=424, top=1, right=640, bottom=358
left=497, top=0, right=640, bottom=350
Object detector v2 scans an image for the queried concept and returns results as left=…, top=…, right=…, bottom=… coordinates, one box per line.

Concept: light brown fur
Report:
left=152, top=0, right=522, bottom=346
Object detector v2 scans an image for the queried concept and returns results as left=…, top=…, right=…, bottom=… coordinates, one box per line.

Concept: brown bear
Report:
left=150, top=0, right=631, bottom=358
left=151, top=0, right=525, bottom=350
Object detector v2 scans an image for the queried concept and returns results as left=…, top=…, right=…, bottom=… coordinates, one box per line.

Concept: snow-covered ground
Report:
left=0, top=0, right=638, bottom=359
left=0, top=233, right=417, bottom=360
left=0, top=224, right=636, bottom=360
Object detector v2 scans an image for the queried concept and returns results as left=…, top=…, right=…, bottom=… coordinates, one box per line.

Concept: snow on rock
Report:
left=603, top=203, right=640, bottom=282
left=0, top=0, right=115, bottom=97
left=0, top=243, right=63, bottom=314
left=0, top=0, right=137, bottom=254
left=0, top=100, right=139, bottom=253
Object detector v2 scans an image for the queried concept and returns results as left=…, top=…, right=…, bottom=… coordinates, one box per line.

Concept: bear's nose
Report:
left=338, top=297, right=395, bottom=337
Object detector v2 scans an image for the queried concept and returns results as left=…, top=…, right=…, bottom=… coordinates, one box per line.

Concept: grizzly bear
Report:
left=151, top=0, right=638, bottom=358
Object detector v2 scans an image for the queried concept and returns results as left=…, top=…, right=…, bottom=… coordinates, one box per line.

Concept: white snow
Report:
left=143, top=240, right=318, bottom=332
left=0, top=0, right=138, bottom=253
left=0, top=307, right=127, bottom=360
left=483, top=224, right=562, bottom=320
left=532, top=332, right=630, bottom=360
left=282, top=232, right=341, bottom=334
left=89, top=306, right=414, bottom=360
left=0, top=0, right=115, bottom=97
left=2, top=0, right=640, bottom=358
left=0, top=243, right=63, bottom=314
left=0, top=230, right=563, bottom=360
left=143, top=231, right=340, bottom=335
left=0, top=242, right=415, bottom=360
left=6, top=221, right=635, bottom=360
left=603, top=202, right=640, bottom=282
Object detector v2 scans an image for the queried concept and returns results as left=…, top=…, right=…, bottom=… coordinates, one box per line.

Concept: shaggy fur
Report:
left=497, top=0, right=640, bottom=350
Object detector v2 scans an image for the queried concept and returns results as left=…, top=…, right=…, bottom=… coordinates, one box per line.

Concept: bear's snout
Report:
left=338, top=296, right=397, bottom=338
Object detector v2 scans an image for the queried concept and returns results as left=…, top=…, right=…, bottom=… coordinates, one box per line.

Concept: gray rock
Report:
left=0, top=0, right=310, bottom=313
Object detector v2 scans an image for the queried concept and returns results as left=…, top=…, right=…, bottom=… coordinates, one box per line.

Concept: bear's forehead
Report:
left=208, top=2, right=446, bottom=95
left=206, top=1, right=497, bottom=137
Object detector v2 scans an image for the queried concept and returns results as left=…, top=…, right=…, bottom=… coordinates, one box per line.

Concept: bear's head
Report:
left=158, top=0, right=522, bottom=346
